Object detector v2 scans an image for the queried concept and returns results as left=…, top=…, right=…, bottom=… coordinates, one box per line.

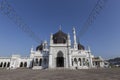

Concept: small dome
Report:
left=78, top=43, right=85, bottom=50
left=36, top=43, right=43, bottom=51
left=53, top=30, right=67, bottom=44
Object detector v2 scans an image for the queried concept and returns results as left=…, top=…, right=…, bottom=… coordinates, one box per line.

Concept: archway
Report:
left=56, top=51, right=64, bottom=67
left=36, top=58, right=38, bottom=66
left=78, top=58, right=81, bottom=66
left=0, top=62, right=3, bottom=67
left=20, top=62, right=23, bottom=67
left=31, top=60, right=34, bottom=68
left=4, top=62, right=6, bottom=68
left=83, top=58, right=86, bottom=66
left=39, top=59, right=42, bottom=66
left=7, top=62, right=10, bottom=67
left=24, top=62, right=27, bottom=67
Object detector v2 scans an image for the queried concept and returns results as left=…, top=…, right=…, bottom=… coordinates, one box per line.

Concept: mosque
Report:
left=0, top=28, right=106, bottom=69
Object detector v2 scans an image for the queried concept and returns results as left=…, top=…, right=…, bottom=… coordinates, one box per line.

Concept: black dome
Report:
left=78, top=43, right=85, bottom=50
left=36, top=43, right=43, bottom=51
left=53, top=30, right=67, bottom=44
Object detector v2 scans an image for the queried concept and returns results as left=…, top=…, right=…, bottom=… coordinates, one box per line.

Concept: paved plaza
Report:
left=0, top=68, right=120, bottom=80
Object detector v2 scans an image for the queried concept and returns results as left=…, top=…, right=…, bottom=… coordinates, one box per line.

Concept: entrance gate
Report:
left=56, top=51, right=64, bottom=67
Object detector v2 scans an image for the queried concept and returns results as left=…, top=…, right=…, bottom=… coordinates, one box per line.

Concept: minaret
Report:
left=44, top=40, right=48, bottom=49
left=73, top=27, right=78, bottom=50
left=31, top=46, right=34, bottom=52
left=88, top=46, right=91, bottom=53
left=50, top=33, right=53, bottom=44
left=88, top=46, right=93, bottom=68
left=30, top=46, right=34, bottom=58
left=67, top=33, right=71, bottom=46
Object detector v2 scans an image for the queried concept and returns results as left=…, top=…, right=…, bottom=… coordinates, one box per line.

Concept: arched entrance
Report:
left=7, top=62, right=10, bottom=67
left=56, top=51, right=64, bottom=67
left=39, top=59, right=42, bottom=66
left=20, top=62, right=23, bottom=67
left=24, top=62, right=27, bottom=67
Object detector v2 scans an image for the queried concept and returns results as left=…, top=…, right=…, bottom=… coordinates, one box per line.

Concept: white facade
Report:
left=0, top=28, right=105, bottom=69
left=0, top=55, right=32, bottom=69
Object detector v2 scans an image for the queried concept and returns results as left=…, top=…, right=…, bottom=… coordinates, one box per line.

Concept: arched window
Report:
left=78, top=58, right=81, bottom=66
left=36, top=58, right=38, bottom=64
left=7, top=62, right=10, bottom=67
left=0, top=62, right=3, bottom=67
left=24, top=62, right=27, bottom=67
left=74, top=58, right=77, bottom=64
left=86, top=59, right=89, bottom=66
left=4, top=62, right=6, bottom=67
left=20, top=62, right=23, bottom=67
left=39, top=59, right=42, bottom=66
left=57, top=51, right=63, bottom=57
left=72, top=59, right=73, bottom=66
left=83, top=58, right=86, bottom=66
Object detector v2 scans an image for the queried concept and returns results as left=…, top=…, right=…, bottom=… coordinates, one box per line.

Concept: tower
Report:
left=88, top=46, right=93, bottom=68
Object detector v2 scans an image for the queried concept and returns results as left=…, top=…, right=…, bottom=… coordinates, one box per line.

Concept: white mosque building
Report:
left=0, top=28, right=106, bottom=69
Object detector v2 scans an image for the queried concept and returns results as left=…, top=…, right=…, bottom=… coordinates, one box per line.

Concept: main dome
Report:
left=53, top=30, right=68, bottom=44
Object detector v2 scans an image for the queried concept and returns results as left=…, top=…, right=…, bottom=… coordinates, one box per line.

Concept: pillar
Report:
left=49, top=54, right=53, bottom=68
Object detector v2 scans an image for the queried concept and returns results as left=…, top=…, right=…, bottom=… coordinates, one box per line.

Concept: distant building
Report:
left=0, top=28, right=106, bottom=69
left=108, top=57, right=120, bottom=68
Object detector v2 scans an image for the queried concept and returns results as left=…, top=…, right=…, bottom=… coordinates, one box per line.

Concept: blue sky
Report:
left=0, top=0, right=120, bottom=59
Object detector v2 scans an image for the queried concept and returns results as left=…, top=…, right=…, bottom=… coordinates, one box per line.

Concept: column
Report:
left=49, top=54, right=53, bottom=68
left=69, top=55, right=72, bottom=68
left=66, top=52, right=68, bottom=68
left=77, top=58, right=79, bottom=67
left=81, top=58, right=83, bottom=68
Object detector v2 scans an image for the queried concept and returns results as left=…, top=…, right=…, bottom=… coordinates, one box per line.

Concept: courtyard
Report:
left=0, top=68, right=120, bottom=80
